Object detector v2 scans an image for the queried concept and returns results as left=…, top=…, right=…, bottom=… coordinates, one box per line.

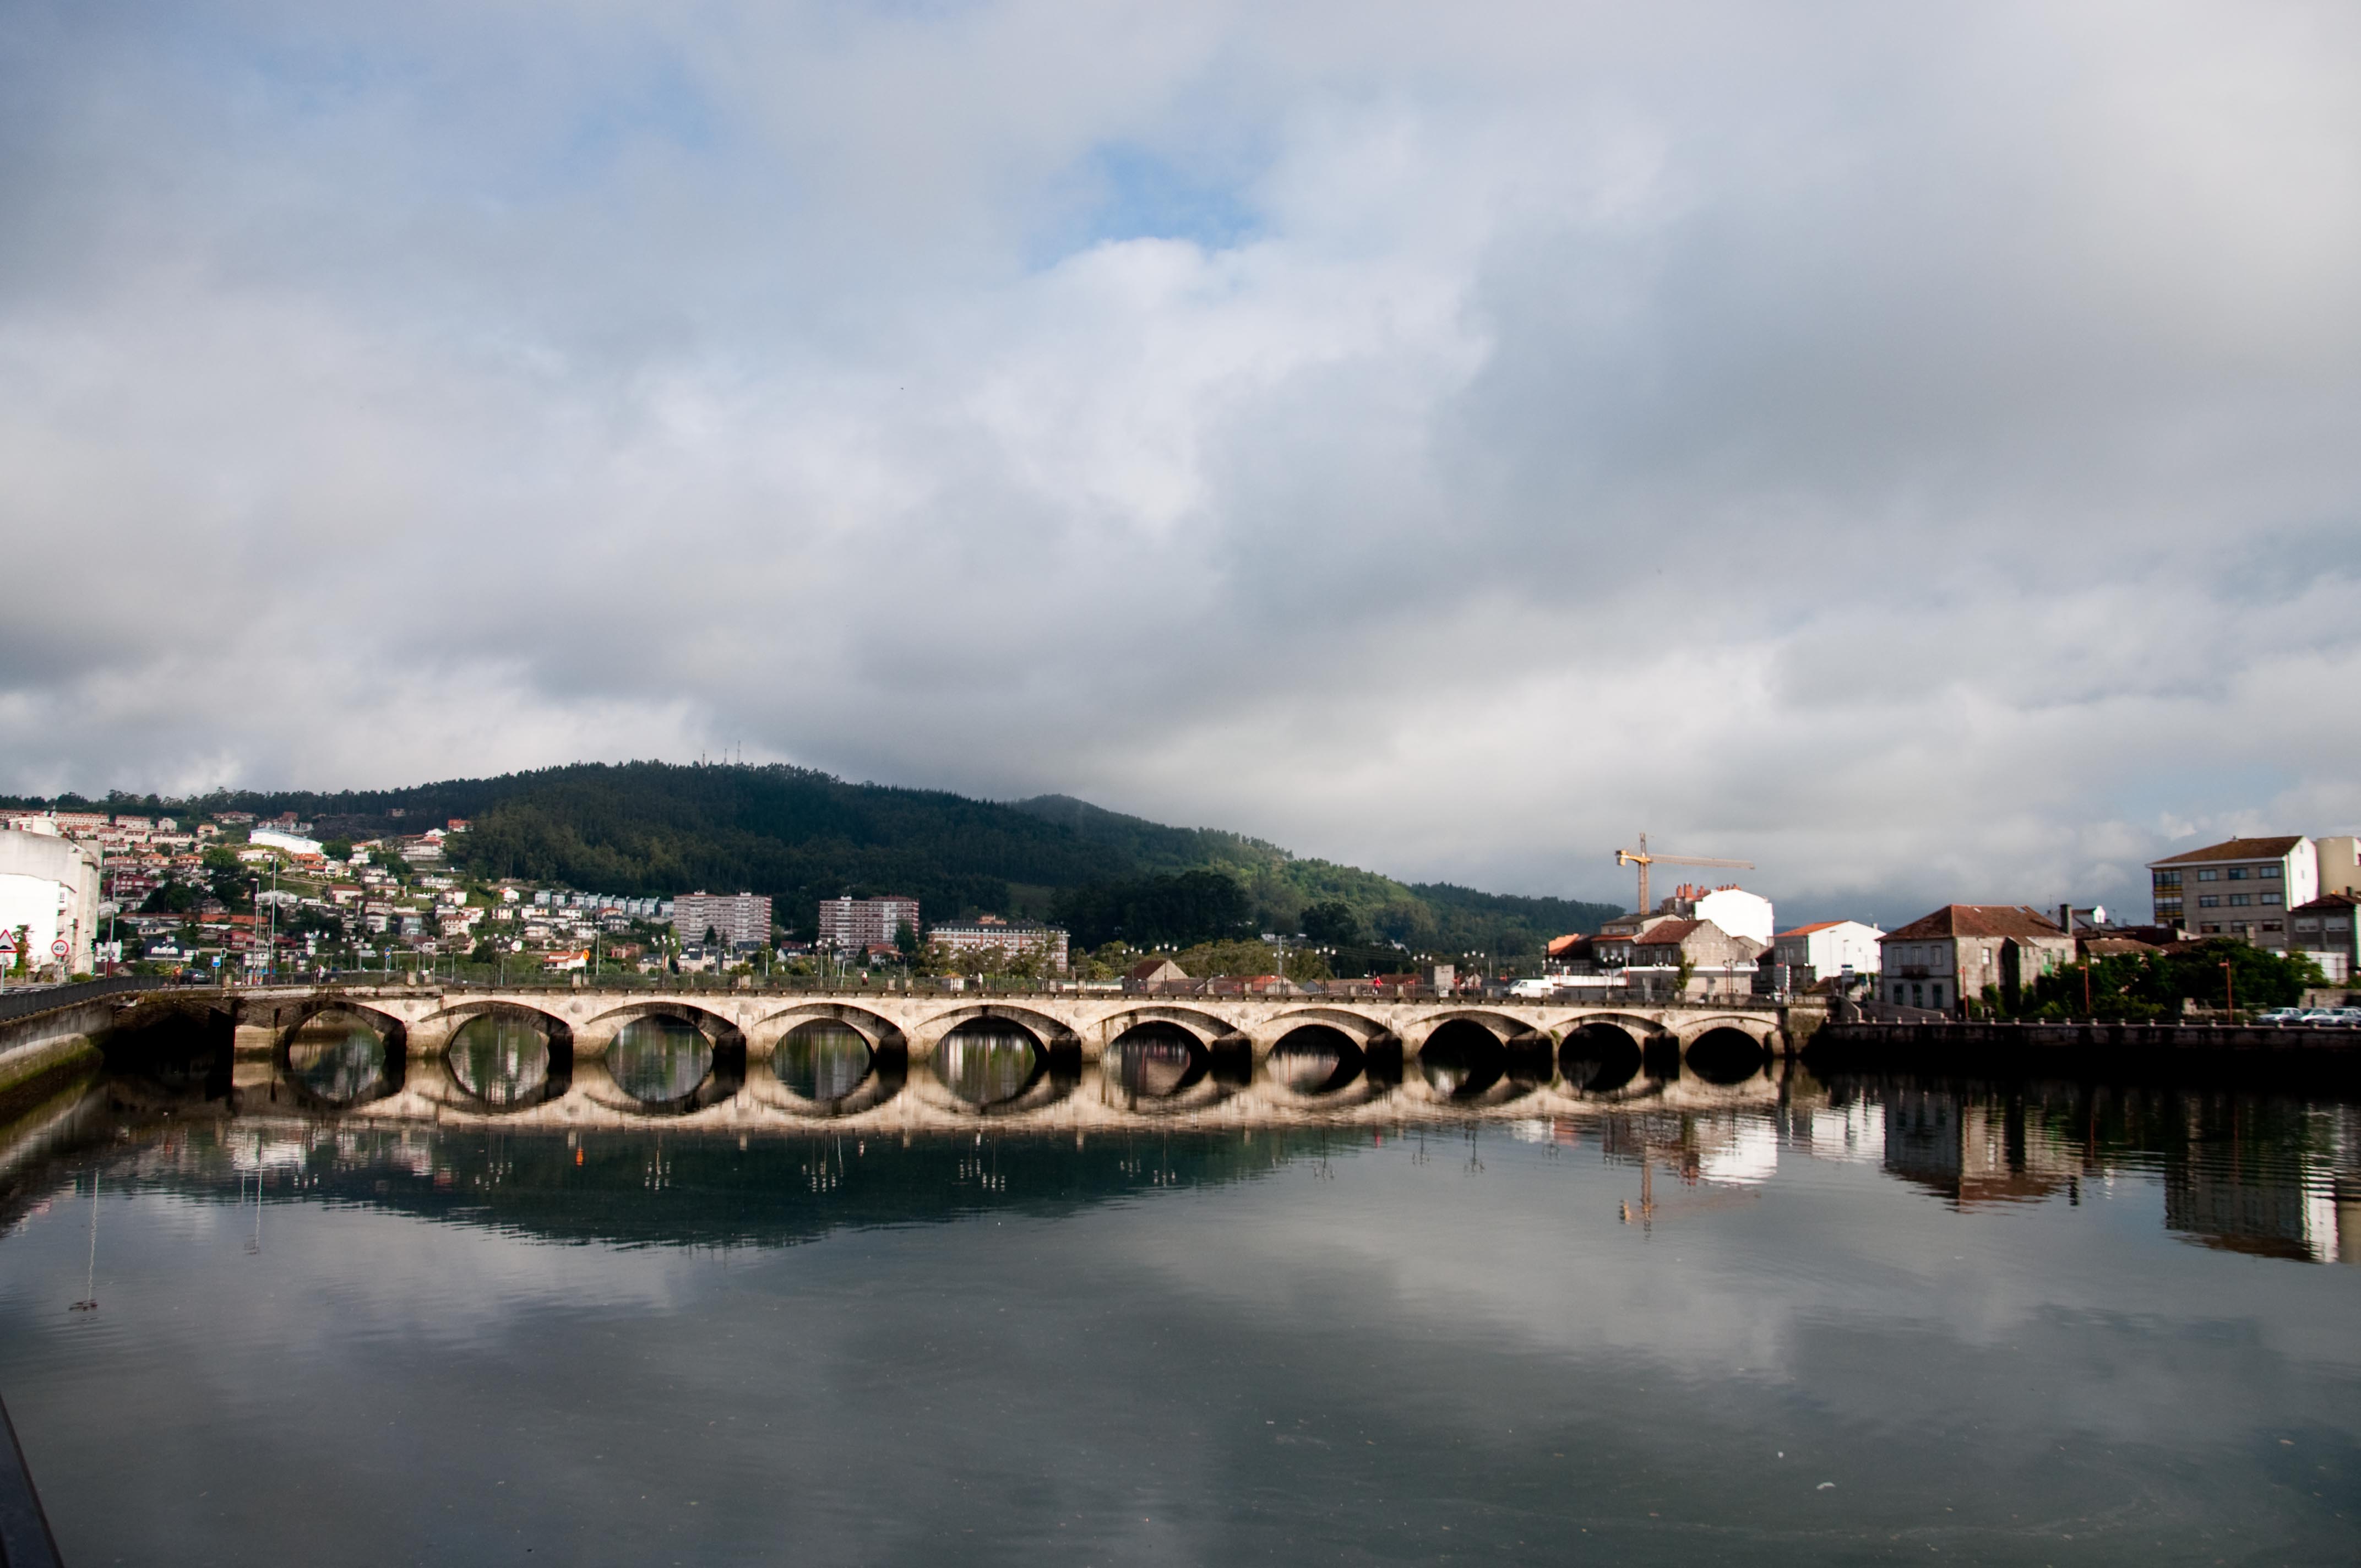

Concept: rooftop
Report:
left=2149, top=836, right=2307, bottom=867
left=1885, top=905, right=2069, bottom=942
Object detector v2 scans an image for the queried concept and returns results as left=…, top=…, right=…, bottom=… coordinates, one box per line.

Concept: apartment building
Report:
left=817, top=895, right=922, bottom=954
left=2147, top=836, right=2316, bottom=952
left=671, top=891, right=774, bottom=951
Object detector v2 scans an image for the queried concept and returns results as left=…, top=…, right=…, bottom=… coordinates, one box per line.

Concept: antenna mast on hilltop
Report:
left=1614, top=832, right=1754, bottom=916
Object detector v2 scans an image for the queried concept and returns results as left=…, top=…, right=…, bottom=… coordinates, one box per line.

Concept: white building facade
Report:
left=928, top=919, right=1070, bottom=974
left=0, top=827, right=104, bottom=976
left=1771, top=921, right=1886, bottom=983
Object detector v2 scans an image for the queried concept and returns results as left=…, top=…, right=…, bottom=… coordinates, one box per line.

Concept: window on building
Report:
left=2201, top=923, right=2221, bottom=933
left=2228, top=868, right=2249, bottom=880
left=1930, top=984, right=1944, bottom=1008
left=2262, top=921, right=2282, bottom=933
left=2198, top=895, right=2219, bottom=908
left=2197, top=869, right=2219, bottom=881
left=2260, top=864, right=2281, bottom=878
left=2262, top=892, right=2281, bottom=906
left=2153, top=870, right=2180, bottom=888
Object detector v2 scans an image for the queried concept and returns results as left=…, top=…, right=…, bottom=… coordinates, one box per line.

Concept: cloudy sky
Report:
left=3, top=1, right=2357, bottom=921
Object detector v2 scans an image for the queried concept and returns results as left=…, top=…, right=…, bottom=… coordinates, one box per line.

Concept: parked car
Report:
left=2297, top=1008, right=2347, bottom=1024
left=2256, top=1008, right=2304, bottom=1023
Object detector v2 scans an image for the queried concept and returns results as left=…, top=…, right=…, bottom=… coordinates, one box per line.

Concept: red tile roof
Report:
left=2291, top=892, right=2360, bottom=913
left=1633, top=919, right=1701, bottom=949
left=2149, top=836, right=2306, bottom=867
left=1777, top=922, right=1845, bottom=937
left=1883, top=905, right=2068, bottom=941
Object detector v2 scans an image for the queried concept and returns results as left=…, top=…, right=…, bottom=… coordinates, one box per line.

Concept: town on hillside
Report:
left=1, top=808, right=2353, bottom=1020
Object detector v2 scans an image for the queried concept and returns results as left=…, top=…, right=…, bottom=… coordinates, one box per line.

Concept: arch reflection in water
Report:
left=609, top=1015, right=714, bottom=1106
left=934, top=1020, right=1042, bottom=1107
left=286, top=1010, right=393, bottom=1104
left=773, top=1021, right=875, bottom=1103
left=1418, top=1020, right=1509, bottom=1099
left=1107, top=1025, right=1206, bottom=1101
left=447, top=1014, right=553, bottom=1107
left=1269, top=1026, right=1362, bottom=1096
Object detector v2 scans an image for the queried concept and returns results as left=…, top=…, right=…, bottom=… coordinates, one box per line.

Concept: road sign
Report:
left=0, top=938, right=15, bottom=957
left=51, top=939, right=70, bottom=959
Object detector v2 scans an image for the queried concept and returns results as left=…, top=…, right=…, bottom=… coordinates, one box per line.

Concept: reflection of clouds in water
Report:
left=774, top=1023, right=872, bottom=1103
left=610, top=1017, right=711, bottom=1104
left=286, top=1012, right=387, bottom=1103
left=447, top=1015, right=550, bottom=1106
left=935, top=1027, right=1038, bottom=1106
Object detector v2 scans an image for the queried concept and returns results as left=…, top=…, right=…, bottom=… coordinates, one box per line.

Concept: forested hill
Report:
left=32, top=762, right=1619, bottom=956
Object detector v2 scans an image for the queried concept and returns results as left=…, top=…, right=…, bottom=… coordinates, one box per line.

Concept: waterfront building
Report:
left=817, top=895, right=922, bottom=954
left=929, top=917, right=1070, bottom=974
left=2288, top=893, right=2359, bottom=983
left=672, top=891, right=774, bottom=951
left=0, top=827, right=103, bottom=975
left=1624, top=919, right=1767, bottom=998
left=1769, top=921, right=1886, bottom=986
left=2146, top=837, right=2316, bottom=951
left=1879, top=906, right=2074, bottom=1015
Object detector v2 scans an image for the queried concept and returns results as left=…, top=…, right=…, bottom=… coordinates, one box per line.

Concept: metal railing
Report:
left=0, top=974, right=188, bottom=1026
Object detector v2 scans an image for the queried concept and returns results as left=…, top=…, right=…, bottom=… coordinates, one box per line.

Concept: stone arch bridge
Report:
left=229, top=984, right=1816, bottom=1068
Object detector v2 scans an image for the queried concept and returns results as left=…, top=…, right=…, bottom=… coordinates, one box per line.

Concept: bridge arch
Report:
left=1261, top=1021, right=1386, bottom=1102
left=905, top=1002, right=1084, bottom=1061
left=573, top=1001, right=747, bottom=1113
left=1100, top=1020, right=1232, bottom=1113
left=1557, top=1020, right=1646, bottom=1095
left=912, top=1014, right=1076, bottom=1117
left=749, top=1001, right=907, bottom=1058
left=1413, top=1016, right=1549, bottom=1105
left=429, top=1000, right=576, bottom=1112
left=1095, top=1005, right=1241, bottom=1053
left=1684, top=1024, right=1774, bottom=1086
left=275, top=998, right=411, bottom=1109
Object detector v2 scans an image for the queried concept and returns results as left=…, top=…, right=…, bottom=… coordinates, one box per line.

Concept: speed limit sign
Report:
left=50, top=939, right=69, bottom=960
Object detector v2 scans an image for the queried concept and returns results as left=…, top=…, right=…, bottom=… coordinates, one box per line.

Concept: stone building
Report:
left=1879, top=905, right=2075, bottom=1015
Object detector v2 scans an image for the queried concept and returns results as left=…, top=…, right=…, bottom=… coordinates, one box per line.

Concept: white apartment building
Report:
left=0, top=827, right=103, bottom=976
left=1652, top=883, right=1775, bottom=946
left=1771, top=921, right=1886, bottom=983
left=2147, top=837, right=2316, bottom=952
left=817, top=895, right=922, bottom=954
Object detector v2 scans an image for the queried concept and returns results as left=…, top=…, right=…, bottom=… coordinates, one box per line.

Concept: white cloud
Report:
left=3, top=0, right=2358, bottom=922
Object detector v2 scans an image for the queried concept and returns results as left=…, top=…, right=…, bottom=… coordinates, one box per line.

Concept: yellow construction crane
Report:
left=1614, top=832, right=1754, bottom=916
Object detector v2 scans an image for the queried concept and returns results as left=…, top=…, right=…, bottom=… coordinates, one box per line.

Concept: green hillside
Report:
left=23, top=763, right=1619, bottom=960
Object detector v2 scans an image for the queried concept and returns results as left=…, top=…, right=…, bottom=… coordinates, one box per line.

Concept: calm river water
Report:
left=1, top=1076, right=2355, bottom=1565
